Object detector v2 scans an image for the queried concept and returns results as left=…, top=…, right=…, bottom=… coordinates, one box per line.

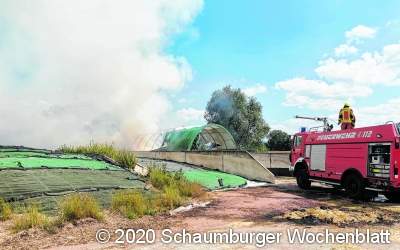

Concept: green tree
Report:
left=204, top=85, right=270, bottom=150
left=266, top=130, right=291, bottom=151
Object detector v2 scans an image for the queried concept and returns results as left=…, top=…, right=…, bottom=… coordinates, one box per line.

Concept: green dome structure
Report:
left=160, top=123, right=237, bottom=151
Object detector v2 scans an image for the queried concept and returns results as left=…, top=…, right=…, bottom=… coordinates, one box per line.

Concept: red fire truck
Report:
left=290, top=120, right=400, bottom=201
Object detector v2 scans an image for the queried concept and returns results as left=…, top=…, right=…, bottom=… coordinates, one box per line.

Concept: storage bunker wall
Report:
left=160, top=123, right=237, bottom=151
left=134, top=150, right=276, bottom=183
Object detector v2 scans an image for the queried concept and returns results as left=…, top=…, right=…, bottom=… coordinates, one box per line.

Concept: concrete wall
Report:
left=185, top=151, right=223, bottom=170
left=133, top=150, right=276, bottom=183
left=250, top=151, right=291, bottom=176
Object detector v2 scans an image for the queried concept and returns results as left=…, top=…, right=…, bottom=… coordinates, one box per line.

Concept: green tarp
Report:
left=0, top=146, right=145, bottom=212
left=162, top=126, right=204, bottom=151
left=0, top=169, right=145, bottom=201
left=184, top=170, right=247, bottom=190
left=0, top=157, right=120, bottom=170
left=138, top=159, right=247, bottom=190
left=161, top=123, right=237, bottom=151
left=0, top=151, right=92, bottom=159
left=0, top=147, right=120, bottom=170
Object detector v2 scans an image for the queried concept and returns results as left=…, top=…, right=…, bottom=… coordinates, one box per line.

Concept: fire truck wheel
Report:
left=384, top=192, right=400, bottom=203
left=295, top=169, right=311, bottom=189
left=343, top=174, right=365, bottom=199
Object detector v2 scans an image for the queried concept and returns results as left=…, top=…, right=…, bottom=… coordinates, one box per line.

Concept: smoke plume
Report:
left=0, top=0, right=203, bottom=148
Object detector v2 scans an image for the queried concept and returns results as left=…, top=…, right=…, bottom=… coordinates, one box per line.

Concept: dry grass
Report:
left=11, top=205, right=50, bottom=233
left=149, top=167, right=206, bottom=211
left=0, top=198, right=12, bottom=221
left=112, top=167, right=205, bottom=219
left=59, top=194, right=103, bottom=222
left=283, top=207, right=354, bottom=225
left=112, top=190, right=148, bottom=219
left=149, top=167, right=174, bottom=190
left=178, top=182, right=204, bottom=198
left=280, top=205, right=400, bottom=226
left=59, top=142, right=136, bottom=169
left=115, top=150, right=136, bottom=170
left=160, top=185, right=183, bottom=209
left=111, top=188, right=183, bottom=219
left=11, top=194, right=103, bottom=233
left=149, top=167, right=205, bottom=197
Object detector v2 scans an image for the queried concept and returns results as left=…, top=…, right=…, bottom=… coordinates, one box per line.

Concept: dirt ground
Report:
left=1, top=177, right=400, bottom=250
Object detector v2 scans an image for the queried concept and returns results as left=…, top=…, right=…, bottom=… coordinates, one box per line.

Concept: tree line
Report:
left=204, top=85, right=291, bottom=152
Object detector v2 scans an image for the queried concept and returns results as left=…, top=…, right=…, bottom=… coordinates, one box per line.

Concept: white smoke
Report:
left=0, top=0, right=203, bottom=148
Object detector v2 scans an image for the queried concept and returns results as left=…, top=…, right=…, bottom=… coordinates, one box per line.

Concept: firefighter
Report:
left=338, top=103, right=355, bottom=130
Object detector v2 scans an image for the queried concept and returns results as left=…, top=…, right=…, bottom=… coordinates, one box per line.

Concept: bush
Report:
left=59, top=142, right=137, bottom=169
left=149, top=167, right=205, bottom=208
left=149, top=167, right=173, bottom=190
left=110, top=167, right=205, bottom=219
left=12, top=205, right=49, bottom=232
left=0, top=198, right=12, bottom=221
left=112, top=168, right=205, bottom=219
left=178, top=182, right=204, bottom=198
left=112, top=190, right=147, bottom=219
left=160, top=185, right=183, bottom=209
left=149, top=167, right=205, bottom=197
left=59, top=194, right=103, bottom=222
left=115, top=150, right=136, bottom=170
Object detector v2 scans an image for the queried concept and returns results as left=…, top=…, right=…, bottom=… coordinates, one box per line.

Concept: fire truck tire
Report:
left=295, top=169, right=311, bottom=189
left=343, top=174, right=365, bottom=199
left=384, top=192, right=400, bottom=203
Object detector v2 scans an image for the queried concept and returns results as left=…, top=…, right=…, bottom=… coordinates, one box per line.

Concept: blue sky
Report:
left=169, top=0, right=400, bottom=132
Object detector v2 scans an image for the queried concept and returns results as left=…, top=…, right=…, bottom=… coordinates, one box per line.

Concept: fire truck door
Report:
left=291, top=135, right=303, bottom=163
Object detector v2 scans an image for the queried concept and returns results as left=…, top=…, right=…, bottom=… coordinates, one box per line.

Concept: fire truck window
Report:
left=397, top=123, right=400, bottom=134
left=294, top=136, right=302, bottom=148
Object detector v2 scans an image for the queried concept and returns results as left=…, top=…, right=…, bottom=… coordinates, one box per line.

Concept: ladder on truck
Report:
left=295, top=115, right=334, bottom=132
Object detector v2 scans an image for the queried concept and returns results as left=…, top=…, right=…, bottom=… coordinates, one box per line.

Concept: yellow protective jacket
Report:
left=338, top=107, right=355, bottom=125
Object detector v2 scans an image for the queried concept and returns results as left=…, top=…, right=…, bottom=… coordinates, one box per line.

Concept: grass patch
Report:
left=149, top=167, right=206, bottom=210
left=279, top=205, right=400, bottom=226
left=0, top=198, right=12, bottom=221
left=11, top=194, right=103, bottom=233
left=113, top=167, right=205, bottom=219
left=112, top=190, right=148, bottom=219
left=59, top=194, right=103, bottom=222
left=178, top=181, right=204, bottom=198
left=149, top=167, right=175, bottom=189
left=149, top=167, right=205, bottom=198
left=112, top=188, right=182, bottom=218
left=59, top=142, right=136, bottom=169
left=115, top=150, right=136, bottom=170
left=12, top=205, right=50, bottom=232
left=159, top=185, right=183, bottom=209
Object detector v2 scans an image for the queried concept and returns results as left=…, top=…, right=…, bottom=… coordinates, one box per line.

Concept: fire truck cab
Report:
left=290, top=122, right=400, bottom=201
